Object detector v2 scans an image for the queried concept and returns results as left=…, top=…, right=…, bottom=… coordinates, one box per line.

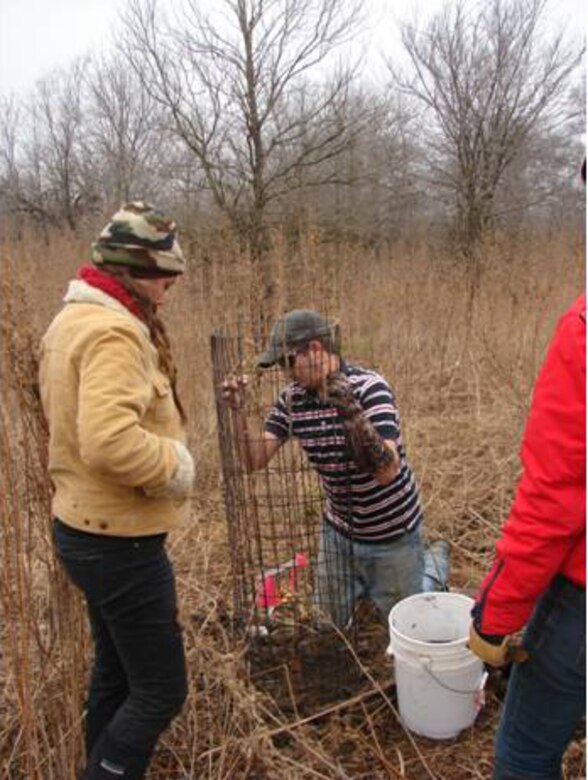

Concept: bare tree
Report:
left=121, top=0, right=364, bottom=312
left=88, top=53, right=170, bottom=207
left=0, top=96, right=24, bottom=228
left=391, top=0, right=584, bottom=253
left=493, top=120, right=585, bottom=233
left=34, top=60, right=92, bottom=230
left=280, top=88, right=423, bottom=247
left=4, top=60, right=99, bottom=233
left=0, top=83, right=83, bottom=236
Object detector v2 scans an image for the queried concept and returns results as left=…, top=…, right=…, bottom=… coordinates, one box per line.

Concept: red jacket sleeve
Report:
left=474, top=295, right=586, bottom=636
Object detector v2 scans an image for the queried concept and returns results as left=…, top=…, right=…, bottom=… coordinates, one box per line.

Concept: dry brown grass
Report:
left=1, top=221, right=585, bottom=779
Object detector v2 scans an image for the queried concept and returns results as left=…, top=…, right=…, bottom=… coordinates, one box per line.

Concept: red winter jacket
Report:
left=474, top=295, right=586, bottom=637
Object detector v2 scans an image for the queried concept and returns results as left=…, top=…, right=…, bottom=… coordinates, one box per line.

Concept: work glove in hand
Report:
left=323, top=372, right=363, bottom=417
left=468, top=624, right=529, bottom=667
left=324, top=372, right=396, bottom=475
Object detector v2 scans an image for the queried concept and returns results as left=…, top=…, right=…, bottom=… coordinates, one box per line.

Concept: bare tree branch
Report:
left=390, top=0, right=584, bottom=250
left=120, top=0, right=364, bottom=309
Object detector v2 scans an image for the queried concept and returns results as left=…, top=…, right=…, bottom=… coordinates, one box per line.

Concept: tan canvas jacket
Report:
left=39, top=280, right=193, bottom=536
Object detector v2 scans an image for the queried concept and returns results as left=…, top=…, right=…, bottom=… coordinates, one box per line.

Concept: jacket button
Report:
left=99, top=522, right=109, bottom=530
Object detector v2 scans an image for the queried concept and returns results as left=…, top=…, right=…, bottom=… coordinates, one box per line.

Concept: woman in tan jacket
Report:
left=40, top=202, right=194, bottom=780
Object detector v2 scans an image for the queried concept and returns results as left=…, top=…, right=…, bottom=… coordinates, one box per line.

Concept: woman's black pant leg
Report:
left=54, top=522, right=188, bottom=780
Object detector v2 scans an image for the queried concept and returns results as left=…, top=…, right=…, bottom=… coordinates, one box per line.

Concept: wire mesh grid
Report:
left=210, top=326, right=385, bottom=710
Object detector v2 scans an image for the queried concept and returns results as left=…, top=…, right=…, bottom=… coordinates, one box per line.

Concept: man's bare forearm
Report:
left=230, top=408, right=257, bottom=471
left=229, top=408, right=280, bottom=472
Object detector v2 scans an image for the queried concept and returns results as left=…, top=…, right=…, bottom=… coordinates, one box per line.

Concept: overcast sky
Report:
left=0, top=0, right=585, bottom=96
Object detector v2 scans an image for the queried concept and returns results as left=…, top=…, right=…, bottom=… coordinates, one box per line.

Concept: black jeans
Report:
left=54, top=519, right=188, bottom=780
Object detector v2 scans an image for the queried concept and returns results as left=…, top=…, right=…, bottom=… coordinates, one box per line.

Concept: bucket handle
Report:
left=419, top=656, right=486, bottom=696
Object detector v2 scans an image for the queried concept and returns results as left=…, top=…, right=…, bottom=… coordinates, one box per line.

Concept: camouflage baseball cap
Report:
left=91, top=201, right=185, bottom=275
left=258, top=309, right=336, bottom=368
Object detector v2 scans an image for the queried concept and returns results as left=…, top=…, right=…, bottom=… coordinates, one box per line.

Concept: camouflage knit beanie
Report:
left=91, top=201, right=185, bottom=275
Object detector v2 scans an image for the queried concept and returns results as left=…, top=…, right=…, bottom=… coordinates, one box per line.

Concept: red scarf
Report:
left=77, top=264, right=144, bottom=320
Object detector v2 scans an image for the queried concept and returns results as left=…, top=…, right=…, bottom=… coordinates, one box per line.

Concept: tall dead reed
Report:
left=1, top=246, right=88, bottom=779
left=1, top=221, right=584, bottom=779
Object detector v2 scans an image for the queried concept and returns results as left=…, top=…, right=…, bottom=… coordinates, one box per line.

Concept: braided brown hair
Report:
left=101, top=264, right=187, bottom=423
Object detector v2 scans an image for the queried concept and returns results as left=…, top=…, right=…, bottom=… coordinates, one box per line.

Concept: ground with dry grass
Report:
left=1, top=222, right=585, bottom=779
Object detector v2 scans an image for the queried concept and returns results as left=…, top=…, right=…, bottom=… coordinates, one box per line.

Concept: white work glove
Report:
left=144, top=440, right=195, bottom=500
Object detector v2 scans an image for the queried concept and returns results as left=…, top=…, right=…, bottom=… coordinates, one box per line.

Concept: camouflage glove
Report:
left=324, top=372, right=396, bottom=475
left=323, top=372, right=363, bottom=418
left=344, top=415, right=396, bottom=474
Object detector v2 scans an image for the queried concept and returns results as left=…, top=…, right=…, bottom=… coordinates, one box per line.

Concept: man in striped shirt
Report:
left=223, top=309, right=425, bottom=627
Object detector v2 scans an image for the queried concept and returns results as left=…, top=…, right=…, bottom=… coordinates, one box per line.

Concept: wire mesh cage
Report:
left=210, top=325, right=386, bottom=711
left=211, top=328, right=347, bottom=631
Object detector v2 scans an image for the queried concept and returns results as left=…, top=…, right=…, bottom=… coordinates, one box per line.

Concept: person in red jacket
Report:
left=469, top=161, right=586, bottom=780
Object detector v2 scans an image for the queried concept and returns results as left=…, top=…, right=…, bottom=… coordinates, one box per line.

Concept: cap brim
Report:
left=257, top=350, right=279, bottom=368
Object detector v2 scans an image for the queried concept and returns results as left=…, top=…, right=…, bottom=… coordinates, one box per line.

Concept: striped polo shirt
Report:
left=264, top=363, right=422, bottom=541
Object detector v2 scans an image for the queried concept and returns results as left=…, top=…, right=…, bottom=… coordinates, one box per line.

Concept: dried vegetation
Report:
left=1, top=223, right=585, bottom=779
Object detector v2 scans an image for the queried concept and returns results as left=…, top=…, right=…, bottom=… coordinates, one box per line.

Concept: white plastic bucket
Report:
left=387, top=592, right=485, bottom=739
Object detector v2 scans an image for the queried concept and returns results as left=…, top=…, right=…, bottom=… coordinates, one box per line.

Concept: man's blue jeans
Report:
left=315, top=521, right=424, bottom=627
left=493, top=575, right=586, bottom=780
left=54, top=519, right=188, bottom=780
